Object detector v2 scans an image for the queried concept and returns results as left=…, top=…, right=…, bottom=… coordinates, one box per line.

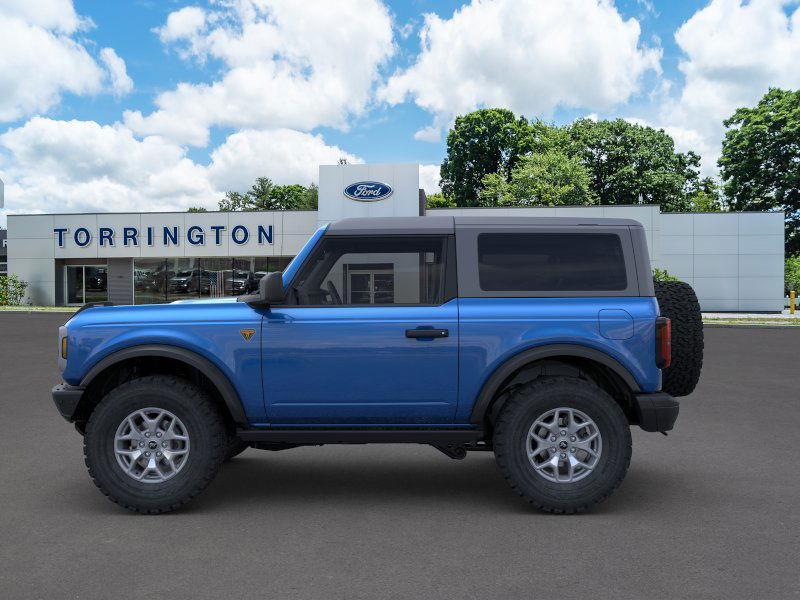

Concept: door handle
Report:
left=405, top=328, right=449, bottom=339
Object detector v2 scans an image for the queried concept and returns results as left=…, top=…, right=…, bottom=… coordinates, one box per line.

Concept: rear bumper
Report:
left=634, top=392, right=679, bottom=433
left=52, top=383, right=84, bottom=422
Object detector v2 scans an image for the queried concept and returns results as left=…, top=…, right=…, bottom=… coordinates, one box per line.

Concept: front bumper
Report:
left=634, top=392, right=679, bottom=433
left=52, top=383, right=84, bottom=422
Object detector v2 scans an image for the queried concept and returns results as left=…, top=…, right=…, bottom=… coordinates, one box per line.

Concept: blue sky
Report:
left=56, top=0, right=701, bottom=164
left=1, top=0, right=799, bottom=221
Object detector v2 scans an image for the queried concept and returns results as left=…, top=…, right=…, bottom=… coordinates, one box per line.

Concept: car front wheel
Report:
left=84, top=375, right=227, bottom=514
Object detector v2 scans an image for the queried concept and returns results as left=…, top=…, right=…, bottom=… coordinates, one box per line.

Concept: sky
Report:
left=1, top=0, right=800, bottom=224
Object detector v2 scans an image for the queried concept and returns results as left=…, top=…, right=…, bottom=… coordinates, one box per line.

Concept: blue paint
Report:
left=598, top=309, right=635, bottom=340
left=231, top=225, right=249, bottom=245
left=187, top=225, right=204, bottom=245
left=74, top=227, right=91, bottom=247
left=123, top=227, right=138, bottom=246
left=62, top=300, right=266, bottom=422
left=282, top=225, right=327, bottom=287
left=454, top=297, right=660, bottom=422
left=98, top=227, right=114, bottom=247
left=61, top=228, right=661, bottom=428
left=262, top=300, right=459, bottom=424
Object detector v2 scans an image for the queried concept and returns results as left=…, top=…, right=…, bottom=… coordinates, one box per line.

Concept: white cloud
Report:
left=418, top=164, right=441, bottom=195
left=656, top=0, right=800, bottom=174
left=126, top=0, right=394, bottom=146
left=380, top=0, right=661, bottom=141
left=0, top=0, right=83, bottom=33
left=0, top=2, right=132, bottom=122
left=0, top=118, right=362, bottom=218
left=156, top=6, right=207, bottom=44
left=206, top=129, right=361, bottom=193
left=100, top=48, right=134, bottom=96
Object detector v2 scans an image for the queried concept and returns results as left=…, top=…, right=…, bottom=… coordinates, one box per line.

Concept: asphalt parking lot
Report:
left=1, top=313, right=798, bottom=599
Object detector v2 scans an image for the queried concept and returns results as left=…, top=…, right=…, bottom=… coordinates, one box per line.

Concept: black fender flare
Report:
left=469, top=344, right=641, bottom=424
left=80, top=344, right=248, bottom=426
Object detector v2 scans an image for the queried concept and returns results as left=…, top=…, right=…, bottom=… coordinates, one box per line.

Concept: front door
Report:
left=262, top=235, right=458, bottom=425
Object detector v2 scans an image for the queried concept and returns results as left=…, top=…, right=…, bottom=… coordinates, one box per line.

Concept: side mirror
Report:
left=259, top=271, right=285, bottom=305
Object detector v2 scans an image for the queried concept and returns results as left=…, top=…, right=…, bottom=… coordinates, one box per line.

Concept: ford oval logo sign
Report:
left=344, top=181, right=393, bottom=202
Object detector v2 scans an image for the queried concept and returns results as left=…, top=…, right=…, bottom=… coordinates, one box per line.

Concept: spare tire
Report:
left=654, top=280, right=704, bottom=397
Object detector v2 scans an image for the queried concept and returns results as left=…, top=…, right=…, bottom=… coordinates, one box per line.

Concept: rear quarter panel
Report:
left=455, top=297, right=660, bottom=422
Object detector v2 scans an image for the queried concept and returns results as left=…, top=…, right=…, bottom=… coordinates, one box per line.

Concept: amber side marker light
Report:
left=61, top=336, right=68, bottom=360
left=655, top=317, right=671, bottom=369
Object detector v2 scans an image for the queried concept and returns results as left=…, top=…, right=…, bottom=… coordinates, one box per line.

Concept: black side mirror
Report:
left=240, top=271, right=284, bottom=307
left=259, top=271, right=285, bottom=304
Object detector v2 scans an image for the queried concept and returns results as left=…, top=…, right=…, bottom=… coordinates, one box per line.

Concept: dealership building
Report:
left=6, top=162, right=785, bottom=312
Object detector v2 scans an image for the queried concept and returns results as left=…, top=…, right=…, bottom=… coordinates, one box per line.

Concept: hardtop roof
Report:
left=326, top=215, right=643, bottom=235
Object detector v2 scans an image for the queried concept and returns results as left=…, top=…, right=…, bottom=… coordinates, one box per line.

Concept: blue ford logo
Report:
left=344, top=181, right=393, bottom=202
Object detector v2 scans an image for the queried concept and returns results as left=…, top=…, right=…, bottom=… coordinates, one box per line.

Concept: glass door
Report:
left=65, top=265, right=108, bottom=305
left=66, top=265, right=84, bottom=305
left=346, top=267, right=394, bottom=304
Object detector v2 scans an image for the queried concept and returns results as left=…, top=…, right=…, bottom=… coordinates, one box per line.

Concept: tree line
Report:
left=431, top=88, right=800, bottom=255
left=192, top=88, right=800, bottom=257
left=190, top=178, right=318, bottom=212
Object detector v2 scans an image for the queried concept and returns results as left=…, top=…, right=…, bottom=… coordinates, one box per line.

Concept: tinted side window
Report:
left=477, top=233, right=627, bottom=292
left=293, top=236, right=447, bottom=306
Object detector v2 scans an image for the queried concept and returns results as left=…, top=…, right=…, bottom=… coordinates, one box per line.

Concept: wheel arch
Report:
left=469, top=344, right=641, bottom=426
left=77, top=344, right=247, bottom=429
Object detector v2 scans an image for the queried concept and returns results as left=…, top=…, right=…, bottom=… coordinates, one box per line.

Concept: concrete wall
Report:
left=659, top=212, right=784, bottom=312
left=318, top=163, right=420, bottom=225
left=7, top=197, right=786, bottom=311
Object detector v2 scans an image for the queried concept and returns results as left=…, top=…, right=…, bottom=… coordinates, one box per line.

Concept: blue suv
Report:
left=52, top=216, right=702, bottom=514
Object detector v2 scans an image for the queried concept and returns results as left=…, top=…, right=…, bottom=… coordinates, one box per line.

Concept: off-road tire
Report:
left=494, top=376, right=632, bottom=514
left=654, top=280, right=704, bottom=397
left=224, top=438, right=249, bottom=461
left=84, top=375, right=227, bottom=514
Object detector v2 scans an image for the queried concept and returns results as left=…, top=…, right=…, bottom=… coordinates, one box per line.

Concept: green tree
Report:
left=270, top=184, right=310, bottom=210
left=652, top=268, right=679, bottom=282
left=566, top=118, right=700, bottom=211
left=685, top=177, right=725, bottom=212
left=719, top=88, right=800, bottom=254
left=0, top=274, right=28, bottom=306
left=187, top=206, right=208, bottom=213
left=785, top=255, right=800, bottom=295
left=424, top=192, right=456, bottom=208
left=219, top=190, right=253, bottom=212
left=219, top=177, right=319, bottom=211
left=440, top=108, right=540, bottom=206
left=505, top=151, right=593, bottom=207
left=304, top=183, right=319, bottom=210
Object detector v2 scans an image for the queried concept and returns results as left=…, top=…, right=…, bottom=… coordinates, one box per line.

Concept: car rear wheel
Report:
left=84, top=375, right=227, bottom=514
left=493, top=376, right=631, bottom=513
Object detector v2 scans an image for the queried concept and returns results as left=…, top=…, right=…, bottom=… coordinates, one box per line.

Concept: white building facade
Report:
left=6, top=162, right=785, bottom=311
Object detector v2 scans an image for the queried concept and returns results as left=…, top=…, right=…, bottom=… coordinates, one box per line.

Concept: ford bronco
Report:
left=52, top=216, right=703, bottom=513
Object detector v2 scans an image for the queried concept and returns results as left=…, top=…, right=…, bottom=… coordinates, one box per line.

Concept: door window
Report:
left=292, top=237, right=448, bottom=306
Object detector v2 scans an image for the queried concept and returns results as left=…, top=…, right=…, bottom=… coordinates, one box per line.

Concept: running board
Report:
left=236, top=428, right=484, bottom=445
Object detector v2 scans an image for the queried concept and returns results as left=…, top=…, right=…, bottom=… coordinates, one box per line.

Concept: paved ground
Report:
left=1, top=313, right=798, bottom=599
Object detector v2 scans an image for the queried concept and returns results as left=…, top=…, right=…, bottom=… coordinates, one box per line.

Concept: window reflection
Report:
left=133, top=256, right=294, bottom=304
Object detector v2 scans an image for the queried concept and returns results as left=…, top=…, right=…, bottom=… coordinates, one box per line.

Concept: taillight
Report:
left=656, top=317, right=671, bottom=369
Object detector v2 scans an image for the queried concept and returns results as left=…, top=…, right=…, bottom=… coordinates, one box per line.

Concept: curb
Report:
left=703, top=323, right=800, bottom=329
